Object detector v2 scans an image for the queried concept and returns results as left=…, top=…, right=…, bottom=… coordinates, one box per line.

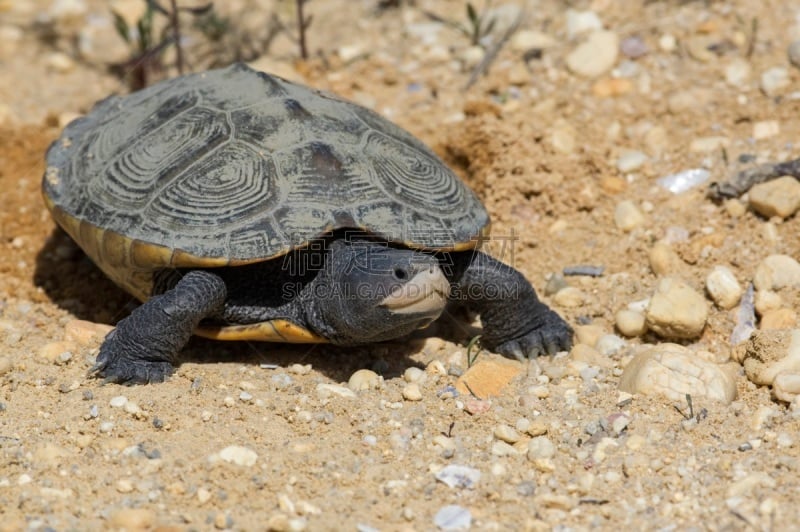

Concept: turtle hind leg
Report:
left=444, top=250, right=573, bottom=359
left=92, top=270, right=227, bottom=384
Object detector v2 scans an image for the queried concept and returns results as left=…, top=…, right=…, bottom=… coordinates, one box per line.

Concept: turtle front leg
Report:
left=445, top=251, right=573, bottom=359
left=92, top=270, right=227, bottom=384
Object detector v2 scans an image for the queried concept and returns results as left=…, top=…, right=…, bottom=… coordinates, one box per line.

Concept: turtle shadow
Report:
left=34, top=227, right=461, bottom=382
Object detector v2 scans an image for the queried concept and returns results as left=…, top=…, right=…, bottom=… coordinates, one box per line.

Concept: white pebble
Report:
left=434, top=505, right=472, bottom=531
left=616, top=150, right=648, bottom=173
left=596, top=334, right=627, bottom=356
left=348, top=369, right=381, bottom=391
left=774, top=371, right=800, bottom=402
left=316, top=383, right=357, bottom=399
left=706, top=266, right=743, bottom=309
left=553, top=286, right=585, bottom=307
left=565, top=9, right=603, bottom=38
left=753, top=120, right=780, bottom=140
left=493, top=424, right=520, bottom=444
left=725, top=58, right=751, bottom=87
left=510, top=30, right=556, bottom=52
left=527, top=436, right=555, bottom=460
left=614, top=200, right=645, bottom=231
left=109, top=396, right=128, bottom=408
left=217, top=445, right=258, bottom=467
left=566, top=30, right=619, bottom=77
left=491, top=441, right=519, bottom=456
left=761, top=67, right=790, bottom=96
left=434, top=465, right=480, bottom=489
left=403, top=366, right=426, bottom=384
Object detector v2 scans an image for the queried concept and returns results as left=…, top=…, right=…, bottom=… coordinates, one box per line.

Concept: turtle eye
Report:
left=393, top=267, right=408, bottom=281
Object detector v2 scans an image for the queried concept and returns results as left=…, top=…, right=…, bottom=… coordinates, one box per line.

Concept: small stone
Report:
left=239, top=391, right=253, bottom=403
left=494, top=424, right=520, bottom=444
left=741, top=329, right=800, bottom=386
left=434, top=505, right=471, bottom=530
left=789, top=40, right=800, bottom=69
left=527, top=436, right=555, bottom=460
left=464, top=397, right=491, bottom=415
left=491, top=441, right=519, bottom=456
left=619, top=344, right=738, bottom=404
left=402, top=383, right=423, bottom=401
left=614, top=200, right=645, bottom=231
left=649, top=241, right=684, bottom=276
left=0, top=357, right=11, bottom=375
left=109, top=508, right=155, bottom=530
left=116, top=479, right=134, bottom=493
left=761, top=309, right=797, bottom=330
left=689, top=136, right=730, bottom=153
left=550, top=121, right=576, bottom=154
left=755, top=290, right=782, bottom=316
left=706, top=266, right=743, bottom=310
left=616, top=150, right=648, bottom=173
left=574, top=325, right=604, bottom=347
left=566, top=30, right=619, bottom=77
left=725, top=58, right=752, bottom=87
left=460, top=46, right=484, bottom=69
left=620, top=35, right=647, bottom=58
left=435, top=465, right=480, bottom=489
left=591, top=78, right=633, bottom=98
left=616, top=309, right=647, bottom=337
left=216, top=445, right=258, bottom=467
left=38, top=341, right=75, bottom=364
left=646, top=277, right=708, bottom=339
left=99, top=422, right=114, bottom=433
left=753, top=120, right=780, bottom=140
left=761, top=67, right=790, bottom=96
left=510, top=30, right=556, bottom=52
left=553, top=286, right=585, bottom=307
left=288, top=363, right=312, bottom=375
left=659, top=33, right=677, bottom=52
left=748, top=177, right=800, bottom=219
left=774, top=372, right=800, bottom=402
left=403, top=367, right=426, bottom=384
left=214, top=512, right=233, bottom=530
left=337, top=43, right=365, bottom=62
left=348, top=369, right=382, bottom=391
left=595, top=334, right=626, bottom=357
left=753, top=255, right=800, bottom=292
left=455, top=359, right=523, bottom=398
left=668, top=89, right=712, bottom=113
left=197, top=487, right=211, bottom=504
left=566, top=9, right=603, bottom=38
left=46, top=51, right=75, bottom=73
left=316, top=383, right=357, bottom=399
left=109, top=396, right=128, bottom=408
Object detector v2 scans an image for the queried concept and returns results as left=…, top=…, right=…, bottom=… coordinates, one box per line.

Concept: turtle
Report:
left=42, top=62, right=573, bottom=384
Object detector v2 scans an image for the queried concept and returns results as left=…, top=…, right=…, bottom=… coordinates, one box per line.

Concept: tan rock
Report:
left=646, top=277, right=708, bottom=339
left=760, top=308, right=797, bottom=330
left=64, top=319, right=113, bottom=345
left=108, top=508, right=156, bottom=530
left=748, top=176, right=800, bottom=219
left=742, top=329, right=800, bottom=385
left=649, top=241, right=684, bottom=276
left=455, top=358, right=523, bottom=398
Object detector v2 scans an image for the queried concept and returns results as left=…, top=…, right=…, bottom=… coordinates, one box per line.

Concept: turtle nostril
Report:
left=393, top=267, right=408, bottom=281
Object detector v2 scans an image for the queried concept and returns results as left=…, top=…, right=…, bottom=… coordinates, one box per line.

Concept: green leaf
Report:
left=466, top=2, right=478, bottom=24
left=111, top=10, right=130, bottom=43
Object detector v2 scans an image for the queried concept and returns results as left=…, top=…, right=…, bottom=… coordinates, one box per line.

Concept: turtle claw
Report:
left=492, top=311, right=573, bottom=360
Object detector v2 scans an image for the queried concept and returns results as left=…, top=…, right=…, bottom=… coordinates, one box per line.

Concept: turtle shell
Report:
left=43, top=63, right=489, bottom=301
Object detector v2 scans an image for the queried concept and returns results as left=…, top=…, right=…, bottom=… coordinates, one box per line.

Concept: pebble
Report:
left=455, top=359, right=522, bottom=398
left=706, top=266, right=743, bottom=309
left=614, top=200, right=645, bottom=231
left=316, top=383, right=356, bottom=399
left=595, top=334, right=627, bottom=357
left=747, top=177, right=800, bottom=219
left=402, top=383, right=422, bottom=401
left=493, top=424, right=520, bottom=444
left=566, top=30, right=619, bottom=77
left=689, top=136, right=729, bottom=153
left=38, top=341, right=74, bottom=364
left=646, top=277, right=708, bottom=339
left=45, top=52, right=75, bottom=73
left=619, top=343, right=738, bottom=404
left=761, top=67, right=790, bottom=96
left=752, top=120, right=780, bottom=140
left=657, top=168, right=710, bottom=194
left=435, top=464, right=480, bottom=489
left=491, top=441, right=519, bottom=456
left=755, top=290, right=782, bottom=316
left=592, top=78, right=634, bottom=98
left=550, top=120, right=576, bottom=154
left=108, top=508, right=155, bottom=530
left=460, top=46, right=484, bottom=69
left=348, top=369, right=382, bottom=391
left=574, top=325, right=604, bottom=347
left=553, top=286, right=585, bottom=307
left=659, top=33, right=677, bottom=52
left=403, top=366, right=427, bottom=384
left=725, top=58, right=751, bottom=87
left=753, top=255, right=800, bottom=292
left=621, top=35, right=648, bottom=58
left=109, top=396, right=128, bottom=408
left=741, top=329, right=800, bottom=386
left=616, top=150, right=648, bottom=173
left=648, top=241, right=684, bottom=276
left=0, top=357, right=13, bottom=375
left=774, top=372, right=800, bottom=403
left=789, top=40, right=800, bottom=69
left=510, top=30, right=556, bottom=52
left=566, top=9, right=603, bottom=38
left=615, top=309, right=647, bottom=337
left=668, top=89, right=712, bottom=113
left=434, top=505, right=471, bottom=531
left=216, top=445, right=258, bottom=467
left=527, top=436, right=555, bottom=460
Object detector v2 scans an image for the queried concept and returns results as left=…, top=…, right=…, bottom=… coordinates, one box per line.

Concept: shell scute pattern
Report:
left=44, top=63, right=489, bottom=274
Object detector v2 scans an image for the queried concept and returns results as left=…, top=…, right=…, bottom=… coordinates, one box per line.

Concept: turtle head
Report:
left=316, top=240, right=451, bottom=344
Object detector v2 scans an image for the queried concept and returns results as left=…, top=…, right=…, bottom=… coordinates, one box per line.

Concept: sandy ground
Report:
left=1, top=0, right=800, bottom=530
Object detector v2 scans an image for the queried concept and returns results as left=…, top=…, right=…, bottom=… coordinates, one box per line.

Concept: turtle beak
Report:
left=380, top=264, right=451, bottom=316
